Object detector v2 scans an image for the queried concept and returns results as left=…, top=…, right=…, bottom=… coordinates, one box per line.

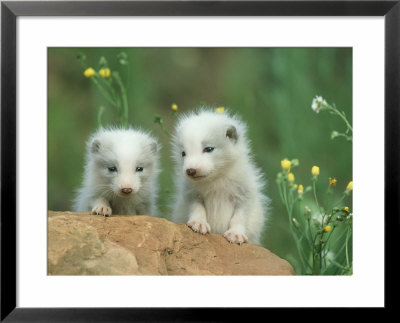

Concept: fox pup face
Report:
left=90, top=131, right=158, bottom=197
left=177, top=124, right=238, bottom=182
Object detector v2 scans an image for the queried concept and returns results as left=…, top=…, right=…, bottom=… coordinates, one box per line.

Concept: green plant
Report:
left=277, top=160, right=352, bottom=275
left=77, top=52, right=130, bottom=128
left=311, top=96, right=353, bottom=142
left=276, top=96, right=353, bottom=275
left=153, top=103, right=179, bottom=138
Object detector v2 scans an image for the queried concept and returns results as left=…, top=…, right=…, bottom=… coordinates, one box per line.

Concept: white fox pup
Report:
left=171, top=109, right=269, bottom=245
left=73, top=127, right=160, bottom=216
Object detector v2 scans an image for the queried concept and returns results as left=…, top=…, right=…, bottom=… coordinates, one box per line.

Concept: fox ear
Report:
left=226, top=125, right=238, bottom=143
left=150, top=141, right=159, bottom=154
left=91, top=139, right=101, bottom=153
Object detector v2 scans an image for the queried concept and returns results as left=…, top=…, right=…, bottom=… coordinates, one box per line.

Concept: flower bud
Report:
left=329, top=177, right=337, bottom=187
left=83, top=67, right=96, bottom=78
left=281, top=159, right=291, bottom=172
left=311, top=96, right=328, bottom=113
left=311, top=166, right=320, bottom=177
left=288, top=172, right=295, bottom=183
left=99, top=68, right=111, bottom=78
left=331, top=131, right=339, bottom=139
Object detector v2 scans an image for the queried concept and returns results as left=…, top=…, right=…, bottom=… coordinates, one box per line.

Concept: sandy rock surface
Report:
left=48, top=211, right=295, bottom=275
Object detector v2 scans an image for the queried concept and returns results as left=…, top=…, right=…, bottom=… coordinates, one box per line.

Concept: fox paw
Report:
left=187, top=220, right=211, bottom=235
left=92, top=205, right=112, bottom=217
left=224, top=229, right=248, bottom=244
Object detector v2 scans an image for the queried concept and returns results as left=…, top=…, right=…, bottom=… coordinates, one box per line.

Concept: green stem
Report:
left=277, top=178, right=285, bottom=204
left=90, top=77, right=116, bottom=107
left=281, top=180, right=311, bottom=273
left=157, top=122, right=172, bottom=138
left=97, top=106, right=105, bottom=127
left=282, top=180, right=291, bottom=217
left=328, top=105, right=353, bottom=133
left=102, top=77, right=121, bottom=120
left=313, top=180, right=323, bottom=216
left=332, top=193, right=346, bottom=208
left=290, top=224, right=312, bottom=273
left=112, top=72, right=129, bottom=128
left=345, top=228, right=352, bottom=268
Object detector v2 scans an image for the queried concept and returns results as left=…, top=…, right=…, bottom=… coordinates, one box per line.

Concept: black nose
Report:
left=121, top=188, right=133, bottom=194
left=186, top=168, right=197, bottom=176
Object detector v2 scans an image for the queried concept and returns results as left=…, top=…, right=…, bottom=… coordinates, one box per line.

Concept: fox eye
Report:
left=136, top=167, right=143, bottom=172
left=182, top=151, right=186, bottom=157
left=203, top=147, right=214, bottom=153
left=108, top=166, right=117, bottom=172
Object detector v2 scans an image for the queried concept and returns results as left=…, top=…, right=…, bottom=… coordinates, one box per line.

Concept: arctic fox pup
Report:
left=171, top=109, right=269, bottom=245
left=73, top=127, right=160, bottom=216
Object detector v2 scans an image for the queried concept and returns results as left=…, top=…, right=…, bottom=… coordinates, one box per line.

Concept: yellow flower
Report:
left=329, top=177, right=337, bottom=187
left=346, top=181, right=353, bottom=191
left=324, top=225, right=332, bottom=232
left=288, top=173, right=295, bottom=183
left=215, top=107, right=225, bottom=114
left=83, top=67, right=96, bottom=78
left=99, top=68, right=111, bottom=78
left=311, top=166, right=320, bottom=176
left=281, top=159, right=291, bottom=172
left=298, top=184, right=304, bottom=196
left=171, top=103, right=178, bottom=111
left=343, top=206, right=349, bottom=212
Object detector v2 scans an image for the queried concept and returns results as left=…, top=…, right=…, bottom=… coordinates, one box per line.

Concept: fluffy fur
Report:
left=171, top=109, right=269, bottom=245
left=73, top=127, right=160, bottom=216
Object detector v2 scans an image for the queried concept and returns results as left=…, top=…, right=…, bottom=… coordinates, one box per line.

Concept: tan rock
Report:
left=48, top=211, right=295, bottom=275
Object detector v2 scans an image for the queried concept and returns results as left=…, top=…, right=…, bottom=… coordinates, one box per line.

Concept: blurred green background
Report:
left=48, top=48, right=352, bottom=269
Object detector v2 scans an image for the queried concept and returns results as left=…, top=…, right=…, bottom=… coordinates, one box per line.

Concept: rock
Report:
left=48, top=211, right=295, bottom=275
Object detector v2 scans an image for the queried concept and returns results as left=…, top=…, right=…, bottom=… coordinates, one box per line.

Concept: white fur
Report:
left=73, top=127, right=160, bottom=216
left=171, top=109, right=269, bottom=245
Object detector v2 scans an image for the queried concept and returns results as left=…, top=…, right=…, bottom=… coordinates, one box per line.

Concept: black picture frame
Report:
left=1, top=0, right=398, bottom=320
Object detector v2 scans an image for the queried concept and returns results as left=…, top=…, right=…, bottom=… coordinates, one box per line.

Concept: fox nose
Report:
left=121, top=187, right=133, bottom=194
left=186, top=168, right=197, bottom=177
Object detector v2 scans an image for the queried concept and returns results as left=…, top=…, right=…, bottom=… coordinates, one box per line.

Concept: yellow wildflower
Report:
left=99, top=68, right=111, bottom=78
left=329, top=177, right=337, bottom=187
left=281, top=159, right=291, bottom=172
left=215, top=107, right=225, bottom=114
left=311, top=166, right=320, bottom=176
left=83, top=67, right=96, bottom=78
left=343, top=206, right=349, bottom=212
left=346, top=181, right=353, bottom=191
left=171, top=103, right=178, bottom=111
left=288, top=173, right=295, bottom=183
left=324, top=225, right=332, bottom=232
left=298, top=184, right=304, bottom=196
